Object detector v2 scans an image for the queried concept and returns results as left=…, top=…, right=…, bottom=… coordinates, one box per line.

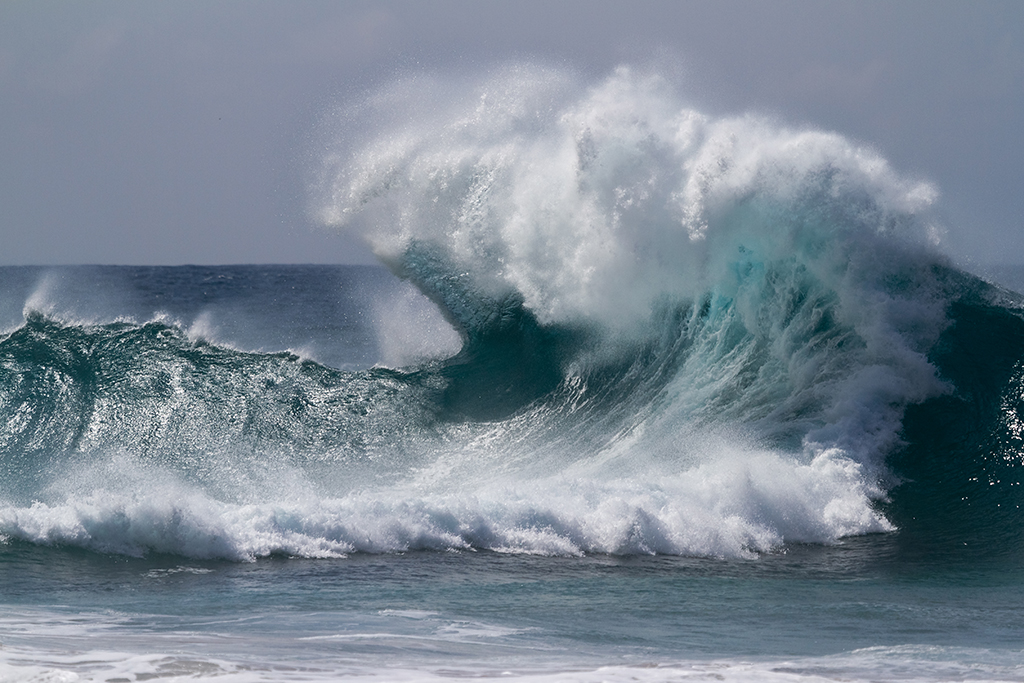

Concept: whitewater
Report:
left=2, top=65, right=1023, bottom=682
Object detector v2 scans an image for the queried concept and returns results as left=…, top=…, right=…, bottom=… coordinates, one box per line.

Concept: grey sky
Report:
left=1, top=0, right=1022, bottom=266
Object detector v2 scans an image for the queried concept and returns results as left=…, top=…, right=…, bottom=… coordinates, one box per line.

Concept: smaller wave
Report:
left=369, top=278, right=462, bottom=368
left=1, top=610, right=1020, bottom=683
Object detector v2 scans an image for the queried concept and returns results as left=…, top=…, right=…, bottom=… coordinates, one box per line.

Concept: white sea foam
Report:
left=0, top=437, right=889, bottom=561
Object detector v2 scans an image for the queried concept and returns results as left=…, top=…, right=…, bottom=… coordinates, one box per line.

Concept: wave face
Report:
left=2, top=66, right=1024, bottom=562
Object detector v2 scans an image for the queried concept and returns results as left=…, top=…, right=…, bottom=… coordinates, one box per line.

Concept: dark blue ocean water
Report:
left=0, top=265, right=441, bottom=371
left=1, top=264, right=1023, bottom=682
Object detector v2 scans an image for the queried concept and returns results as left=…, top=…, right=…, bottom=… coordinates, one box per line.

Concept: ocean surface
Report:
left=4, top=66, right=1024, bottom=681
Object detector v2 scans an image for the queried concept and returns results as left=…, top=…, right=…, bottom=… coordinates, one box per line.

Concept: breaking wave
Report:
left=2, top=65, right=1023, bottom=561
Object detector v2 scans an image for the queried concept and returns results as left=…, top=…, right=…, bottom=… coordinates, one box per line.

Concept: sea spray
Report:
left=312, top=63, right=954, bottom=516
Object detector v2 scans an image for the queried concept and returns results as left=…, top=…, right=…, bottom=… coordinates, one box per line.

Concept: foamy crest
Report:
left=315, top=64, right=941, bottom=327
left=314, top=62, right=952, bottom=473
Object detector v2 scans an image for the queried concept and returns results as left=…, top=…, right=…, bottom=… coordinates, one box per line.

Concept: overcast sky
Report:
left=2, top=0, right=1022, bottom=266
